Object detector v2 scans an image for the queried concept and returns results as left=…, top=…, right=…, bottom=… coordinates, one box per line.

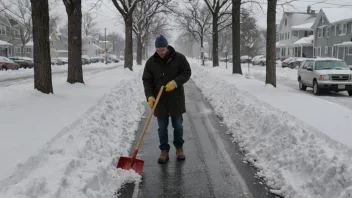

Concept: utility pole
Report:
left=105, top=28, right=107, bottom=64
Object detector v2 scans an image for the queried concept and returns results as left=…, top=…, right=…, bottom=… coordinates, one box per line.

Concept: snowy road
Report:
left=117, top=80, right=278, bottom=198
left=238, top=64, right=352, bottom=110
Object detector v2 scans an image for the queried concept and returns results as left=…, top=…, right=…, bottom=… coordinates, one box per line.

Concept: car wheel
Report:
left=313, top=80, right=320, bottom=95
left=299, top=78, right=307, bottom=91
left=1, top=66, right=7, bottom=71
left=260, top=62, right=264, bottom=66
left=348, top=91, right=352, bottom=96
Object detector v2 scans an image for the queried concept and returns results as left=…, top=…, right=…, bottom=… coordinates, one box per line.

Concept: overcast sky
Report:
left=52, top=0, right=352, bottom=41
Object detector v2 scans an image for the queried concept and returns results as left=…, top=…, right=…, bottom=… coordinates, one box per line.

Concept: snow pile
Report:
left=0, top=67, right=145, bottom=197
left=0, top=62, right=120, bottom=82
left=191, top=64, right=352, bottom=198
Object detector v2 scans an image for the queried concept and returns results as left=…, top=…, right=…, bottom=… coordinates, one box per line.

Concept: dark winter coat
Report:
left=142, top=45, right=191, bottom=117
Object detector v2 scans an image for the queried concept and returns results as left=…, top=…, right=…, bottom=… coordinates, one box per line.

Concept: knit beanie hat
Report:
left=155, top=35, right=168, bottom=48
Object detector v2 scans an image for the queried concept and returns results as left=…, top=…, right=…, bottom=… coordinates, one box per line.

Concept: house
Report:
left=82, top=35, right=104, bottom=57
left=311, top=8, right=352, bottom=65
left=49, top=32, right=68, bottom=58
left=0, top=13, right=33, bottom=58
left=276, top=6, right=316, bottom=59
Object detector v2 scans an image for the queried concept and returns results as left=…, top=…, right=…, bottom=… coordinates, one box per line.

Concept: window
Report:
left=339, top=23, right=347, bottom=35
left=322, top=17, right=325, bottom=23
left=322, top=28, right=325, bottom=37
left=292, top=31, right=298, bottom=37
left=313, top=47, right=316, bottom=57
left=26, top=48, right=32, bottom=53
left=0, top=25, right=5, bottom=35
left=15, top=47, right=21, bottom=53
left=325, top=46, right=328, bottom=54
left=318, top=28, right=322, bottom=38
left=317, top=47, right=321, bottom=57
left=326, top=27, right=330, bottom=37
left=288, top=32, right=290, bottom=39
left=348, top=47, right=352, bottom=55
left=13, top=29, right=20, bottom=39
left=285, top=18, right=287, bottom=26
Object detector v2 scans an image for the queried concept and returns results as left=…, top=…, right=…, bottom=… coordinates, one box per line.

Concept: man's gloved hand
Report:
left=148, top=96, right=156, bottom=108
left=165, top=81, right=177, bottom=92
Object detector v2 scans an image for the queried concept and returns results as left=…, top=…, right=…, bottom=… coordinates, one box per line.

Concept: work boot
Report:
left=158, top=151, right=169, bottom=164
left=176, top=147, right=185, bottom=160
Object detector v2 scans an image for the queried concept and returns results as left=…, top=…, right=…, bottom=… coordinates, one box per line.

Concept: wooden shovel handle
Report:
left=134, top=86, right=164, bottom=154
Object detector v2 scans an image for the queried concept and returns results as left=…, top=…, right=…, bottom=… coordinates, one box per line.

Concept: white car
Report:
left=252, top=55, right=266, bottom=66
left=297, top=58, right=352, bottom=96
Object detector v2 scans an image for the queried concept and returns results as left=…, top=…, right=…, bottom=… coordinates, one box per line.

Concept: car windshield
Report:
left=315, top=60, right=349, bottom=70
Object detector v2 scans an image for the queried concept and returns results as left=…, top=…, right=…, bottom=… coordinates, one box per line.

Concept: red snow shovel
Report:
left=116, top=86, right=164, bottom=175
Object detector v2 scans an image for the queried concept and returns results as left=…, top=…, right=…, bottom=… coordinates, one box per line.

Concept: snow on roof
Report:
left=25, top=41, right=33, bottom=47
left=335, top=41, right=352, bottom=47
left=287, top=12, right=316, bottom=26
left=0, top=40, right=12, bottom=46
left=93, top=43, right=103, bottom=50
left=322, top=8, right=352, bottom=24
left=291, top=22, right=314, bottom=30
left=291, top=35, right=314, bottom=46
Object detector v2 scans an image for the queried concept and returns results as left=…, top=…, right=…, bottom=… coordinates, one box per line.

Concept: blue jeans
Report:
left=157, top=115, right=184, bottom=152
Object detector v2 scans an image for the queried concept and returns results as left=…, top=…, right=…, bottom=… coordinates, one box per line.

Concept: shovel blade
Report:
left=116, top=157, right=144, bottom=175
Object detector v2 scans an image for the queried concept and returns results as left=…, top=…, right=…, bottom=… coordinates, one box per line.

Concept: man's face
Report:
left=156, top=47, right=168, bottom=58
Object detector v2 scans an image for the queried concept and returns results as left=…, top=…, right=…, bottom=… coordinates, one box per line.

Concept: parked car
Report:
left=0, top=56, right=19, bottom=70
left=297, top=58, right=352, bottom=96
left=240, top=55, right=252, bottom=63
left=282, top=57, right=308, bottom=69
left=51, top=58, right=65, bottom=65
left=8, top=56, right=34, bottom=69
left=252, top=55, right=266, bottom=66
left=82, top=58, right=91, bottom=65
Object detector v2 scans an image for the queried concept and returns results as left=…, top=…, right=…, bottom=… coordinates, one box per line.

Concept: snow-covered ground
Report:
left=190, top=59, right=352, bottom=198
left=0, top=62, right=117, bottom=83
left=0, top=64, right=144, bottom=197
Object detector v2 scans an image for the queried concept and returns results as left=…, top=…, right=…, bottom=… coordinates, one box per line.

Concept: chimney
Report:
left=307, top=6, right=311, bottom=14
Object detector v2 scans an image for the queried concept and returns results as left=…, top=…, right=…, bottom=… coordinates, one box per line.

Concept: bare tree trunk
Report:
left=232, top=0, right=242, bottom=74
left=31, top=0, right=53, bottom=94
left=266, top=0, right=277, bottom=87
left=66, top=1, right=83, bottom=84
left=201, top=36, right=204, bottom=66
left=124, top=13, right=133, bottom=71
left=212, top=14, right=219, bottom=67
left=136, top=33, right=142, bottom=65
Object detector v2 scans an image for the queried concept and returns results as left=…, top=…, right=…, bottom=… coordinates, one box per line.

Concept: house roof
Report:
left=291, top=35, right=314, bottom=46
left=322, top=8, right=352, bottom=24
left=291, top=22, right=314, bottom=30
left=0, top=40, right=13, bottom=46
left=25, top=41, right=33, bottom=47
left=279, top=12, right=316, bottom=31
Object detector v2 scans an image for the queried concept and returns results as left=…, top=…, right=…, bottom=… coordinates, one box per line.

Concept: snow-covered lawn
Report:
left=190, top=60, right=352, bottom=198
left=0, top=65, right=145, bottom=197
left=0, top=62, right=118, bottom=82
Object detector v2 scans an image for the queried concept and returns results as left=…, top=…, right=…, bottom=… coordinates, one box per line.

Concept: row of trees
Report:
left=174, top=0, right=278, bottom=86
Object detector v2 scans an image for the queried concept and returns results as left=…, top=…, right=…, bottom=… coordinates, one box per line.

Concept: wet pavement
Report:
left=117, top=80, right=279, bottom=198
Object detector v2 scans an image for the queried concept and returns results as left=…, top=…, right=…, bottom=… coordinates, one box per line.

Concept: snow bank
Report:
left=191, top=64, right=352, bottom=198
left=0, top=67, right=145, bottom=197
left=0, top=62, right=119, bottom=82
